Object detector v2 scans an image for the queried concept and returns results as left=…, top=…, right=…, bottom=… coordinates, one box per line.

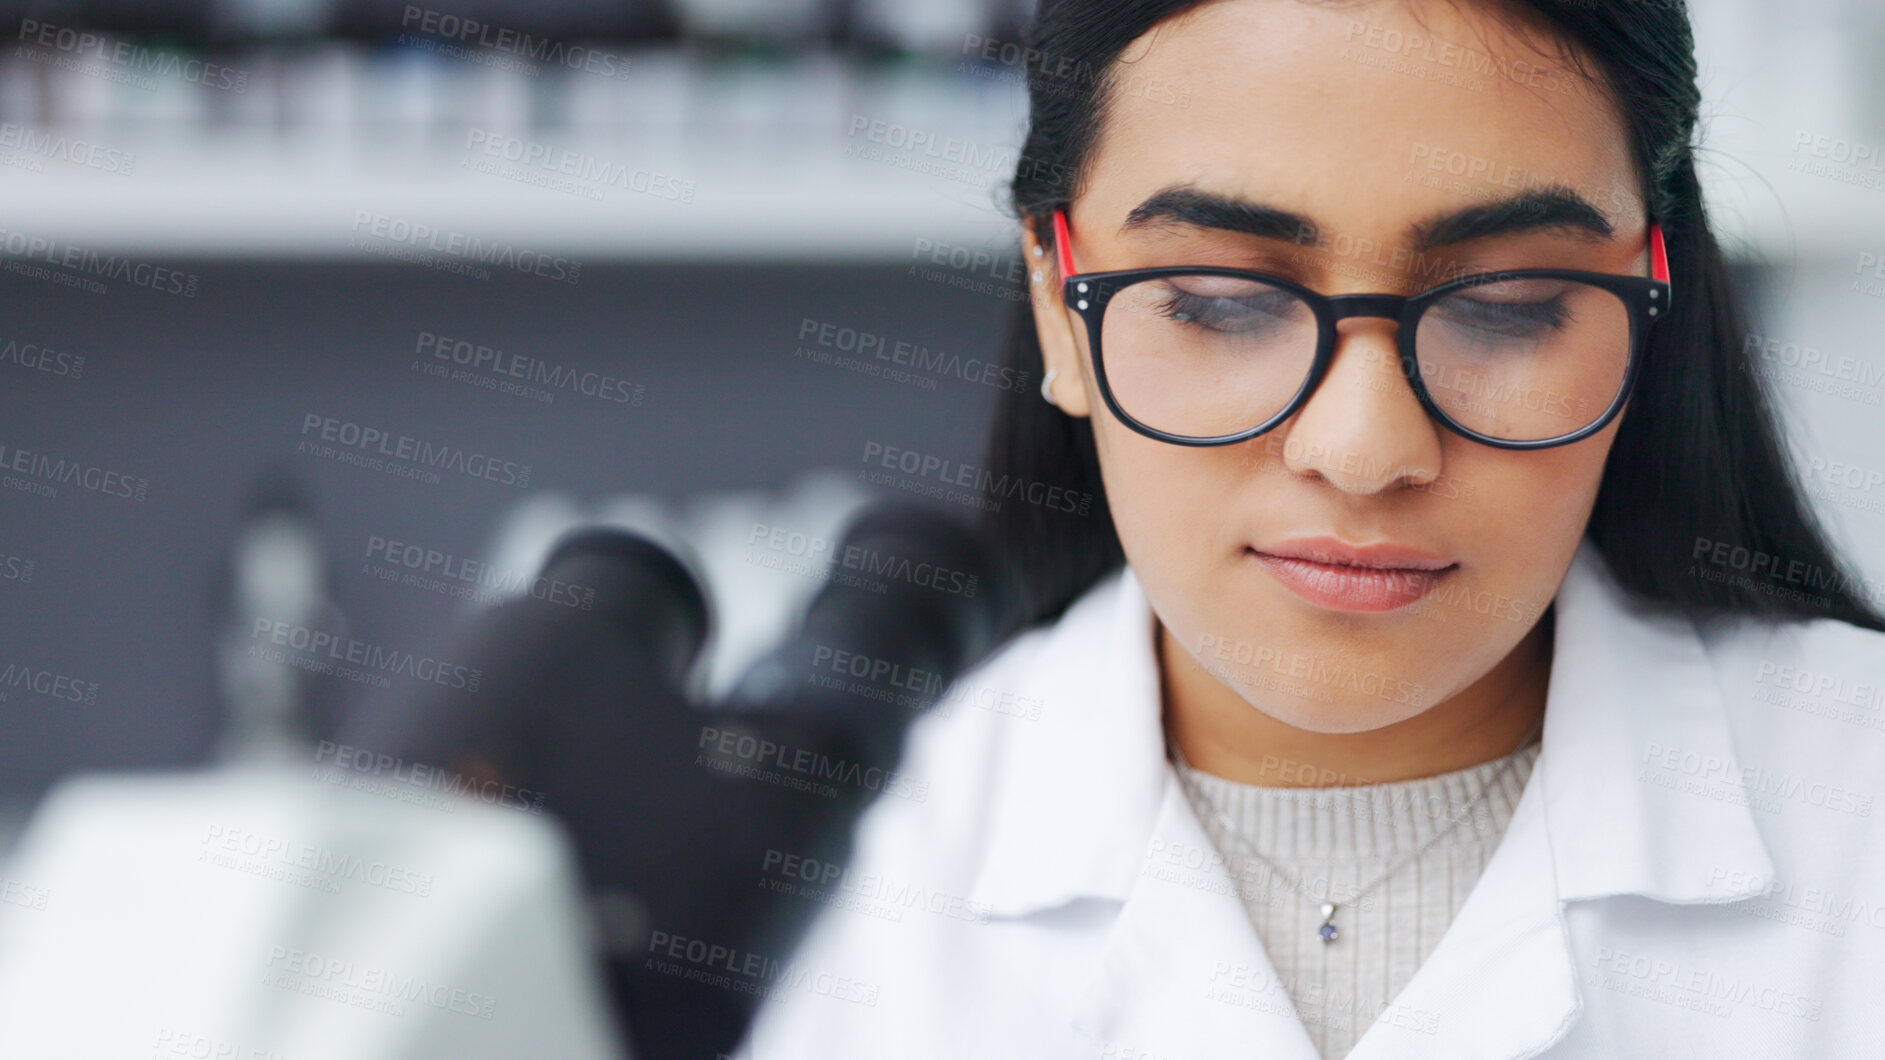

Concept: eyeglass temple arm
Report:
left=1052, top=209, right=1076, bottom=281
left=1649, top=222, right=1670, bottom=286
left=1058, top=207, right=1671, bottom=287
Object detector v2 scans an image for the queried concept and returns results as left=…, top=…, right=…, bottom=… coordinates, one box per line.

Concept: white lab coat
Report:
left=738, top=538, right=1885, bottom=1058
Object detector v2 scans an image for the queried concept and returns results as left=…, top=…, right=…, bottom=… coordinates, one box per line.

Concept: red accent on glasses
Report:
left=1054, top=208, right=1673, bottom=287
left=1052, top=209, right=1076, bottom=281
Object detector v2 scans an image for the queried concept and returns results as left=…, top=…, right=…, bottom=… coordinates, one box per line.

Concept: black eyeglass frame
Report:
left=1049, top=208, right=1674, bottom=451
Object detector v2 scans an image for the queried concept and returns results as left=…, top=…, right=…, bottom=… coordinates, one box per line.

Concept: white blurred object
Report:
left=217, top=508, right=343, bottom=765
left=278, top=42, right=361, bottom=130
left=854, top=0, right=1002, bottom=53
left=450, top=59, right=536, bottom=141
left=360, top=49, right=449, bottom=136
left=565, top=47, right=695, bottom=137
left=0, top=766, right=627, bottom=1060
left=673, top=469, right=877, bottom=701
left=1687, top=0, right=1884, bottom=262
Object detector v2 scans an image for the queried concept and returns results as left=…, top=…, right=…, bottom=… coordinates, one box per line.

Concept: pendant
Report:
left=1318, top=902, right=1339, bottom=943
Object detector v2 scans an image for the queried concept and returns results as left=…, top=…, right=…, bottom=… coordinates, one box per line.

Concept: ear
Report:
left=1022, top=214, right=1093, bottom=418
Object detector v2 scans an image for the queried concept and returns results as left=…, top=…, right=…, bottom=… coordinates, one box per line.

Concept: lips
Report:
left=1249, top=536, right=1456, bottom=613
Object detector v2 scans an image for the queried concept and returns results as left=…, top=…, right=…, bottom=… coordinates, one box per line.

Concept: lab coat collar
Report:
left=1537, top=538, right=1778, bottom=906
left=966, top=537, right=1776, bottom=1056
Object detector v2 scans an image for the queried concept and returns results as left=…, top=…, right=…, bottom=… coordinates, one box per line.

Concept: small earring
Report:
left=1031, top=270, right=1043, bottom=284
left=1032, top=244, right=1045, bottom=258
left=1040, top=367, right=1060, bottom=407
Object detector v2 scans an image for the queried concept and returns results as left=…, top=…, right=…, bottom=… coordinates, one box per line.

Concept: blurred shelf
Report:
left=0, top=132, right=1032, bottom=262
left=0, top=43, right=1035, bottom=261
left=0, top=6, right=1880, bottom=264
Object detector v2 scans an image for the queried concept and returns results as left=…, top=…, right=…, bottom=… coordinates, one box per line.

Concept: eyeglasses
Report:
left=1051, top=208, right=1672, bottom=450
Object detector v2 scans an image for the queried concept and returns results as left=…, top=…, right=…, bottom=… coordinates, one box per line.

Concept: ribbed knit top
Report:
left=1173, top=737, right=1542, bottom=1059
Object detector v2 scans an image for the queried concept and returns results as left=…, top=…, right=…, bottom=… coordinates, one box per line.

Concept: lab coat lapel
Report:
left=1069, top=774, right=1323, bottom=1060
left=965, top=567, right=1317, bottom=1057
left=1538, top=540, right=1777, bottom=907
left=968, top=566, right=1168, bottom=916
left=1346, top=538, right=1777, bottom=1058
left=1340, top=761, right=1578, bottom=1059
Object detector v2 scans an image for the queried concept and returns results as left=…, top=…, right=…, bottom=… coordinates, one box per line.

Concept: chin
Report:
left=1231, top=687, right=1430, bottom=736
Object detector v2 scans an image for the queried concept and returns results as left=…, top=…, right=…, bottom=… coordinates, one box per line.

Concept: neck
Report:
left=1160, top=610, right=1552, bottom=788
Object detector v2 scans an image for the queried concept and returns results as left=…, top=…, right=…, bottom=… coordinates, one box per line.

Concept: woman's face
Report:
left=1026, top=0, right=1649, bottom=734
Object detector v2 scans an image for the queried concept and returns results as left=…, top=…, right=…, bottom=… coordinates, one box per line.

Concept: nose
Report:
left=1273, top=318, right=1445, bottom=495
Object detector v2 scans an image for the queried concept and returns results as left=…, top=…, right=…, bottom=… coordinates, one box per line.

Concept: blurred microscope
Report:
left=0, top=463, right=1022, bottom=1060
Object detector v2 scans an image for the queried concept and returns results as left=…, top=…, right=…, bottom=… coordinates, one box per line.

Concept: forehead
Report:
left=1082, top=0, right=1640, bottom=234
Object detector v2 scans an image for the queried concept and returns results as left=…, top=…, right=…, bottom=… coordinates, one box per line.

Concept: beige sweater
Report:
left=1174, top=739, right=1541, bottom=1059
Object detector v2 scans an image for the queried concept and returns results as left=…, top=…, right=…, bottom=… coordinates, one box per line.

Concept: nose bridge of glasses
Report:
left=1325, top=293, right=1408, bottom=322
left=1313, top=292, right=1423, bottom=421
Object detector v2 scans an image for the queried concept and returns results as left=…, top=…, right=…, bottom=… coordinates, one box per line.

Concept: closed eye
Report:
left=1429, top=280, right=1576, bottom=339
left=1151, top=283, right=1306, bottom=335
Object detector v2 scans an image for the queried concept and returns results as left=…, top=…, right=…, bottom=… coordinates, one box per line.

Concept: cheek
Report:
left=1090, top=412, right=1248, bottom=563
left=1453, top=438, right=1613, bottom=581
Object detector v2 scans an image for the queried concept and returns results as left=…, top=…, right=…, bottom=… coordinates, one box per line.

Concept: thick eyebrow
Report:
left=1117, top=183, right=1616, bottom=252
left=1120, top=186, right=1314, bottom=243
left=1409, top=185, right=1614, bottom=250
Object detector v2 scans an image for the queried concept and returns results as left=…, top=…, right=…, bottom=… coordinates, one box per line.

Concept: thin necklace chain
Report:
left=1166, top=709, right=1545, bottom=944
